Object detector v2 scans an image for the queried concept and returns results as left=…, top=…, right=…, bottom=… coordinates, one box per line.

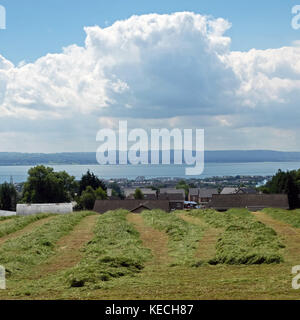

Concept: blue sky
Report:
left=0, top=1, right=300, bottom=152
left=0, top=0, right=298, bottom=64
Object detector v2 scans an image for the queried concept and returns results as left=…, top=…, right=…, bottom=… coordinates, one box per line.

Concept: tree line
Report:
left=21, top=166, right=110, bottom=210
left=1, top=166, right=300, bottom=212
left=0, top=166, right=109, bottom=211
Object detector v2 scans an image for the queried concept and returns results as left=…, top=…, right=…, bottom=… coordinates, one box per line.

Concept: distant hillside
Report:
left=0, top=150, right=300, bottom=166
left=204, top=150, right=300, bottom=163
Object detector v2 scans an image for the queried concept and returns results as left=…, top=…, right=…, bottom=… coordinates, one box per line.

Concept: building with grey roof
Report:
left=124, top=188, right=157, bottom=200
left=188, top=188, right=218, bottom=204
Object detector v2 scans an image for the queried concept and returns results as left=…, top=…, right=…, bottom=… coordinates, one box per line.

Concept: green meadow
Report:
left=0, top=208, right=299, bottom=300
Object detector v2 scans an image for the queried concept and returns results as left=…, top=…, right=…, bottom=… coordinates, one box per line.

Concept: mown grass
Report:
left=142, top=210, right=204, bottom=266
left=0, top=216, right=17, bottom=222
left=65, top=210, right=151, bottom=289
left=0, top=213, right=50, bottom=238
left=0, top=212, right=92, bottom=276
left=0, top=209, right=299, bottom=300
left=189, top=209, right=284, bottom=265
left=263, top=208, right=300, bottom=228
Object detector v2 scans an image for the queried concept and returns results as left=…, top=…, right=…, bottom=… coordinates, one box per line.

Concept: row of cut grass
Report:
left=263, top=208, right=300, bottom=228
left=142, top=210, right=205, bottom=266
left=0, top=216, right=17, bottom=222
left=65, top=210, right=151, bottom=288
left=0, top=212, right=93, bottom=276
left=189, top=209, right=284, bottom=265
left=0, top=213, right=50, bottom=238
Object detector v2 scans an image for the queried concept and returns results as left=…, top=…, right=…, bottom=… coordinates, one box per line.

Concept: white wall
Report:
left=0, top=210, right=16, bottom=217
left=17, top=203, right=73, bottom=216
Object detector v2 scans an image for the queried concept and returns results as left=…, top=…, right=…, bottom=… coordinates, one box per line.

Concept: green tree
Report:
left=79, top=186, right=96, bottom=210
left=284, top=173, right=299, bottom=209
left=176, top=180, right=189, bottom=200
left=79, top=186, right=107, bottom=210
left=22, top=165, right=77, bottom=203
left=134, top=188, right=144, bottom=200
left=95, top=187, right=108, bottom=200
left=108, top=182, right=125, bottom=199
left=261, top=170, right=299, bottom=209
left=0, top=182, right=17, bottom=211
left=79, top=170, right=106, bottom=195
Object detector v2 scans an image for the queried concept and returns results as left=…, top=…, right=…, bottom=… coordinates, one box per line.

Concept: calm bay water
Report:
left=1, top=162, right=300, bottom=183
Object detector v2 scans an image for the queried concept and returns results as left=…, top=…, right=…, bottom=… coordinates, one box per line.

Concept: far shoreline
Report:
left=2, top=160, right=300, bottom=167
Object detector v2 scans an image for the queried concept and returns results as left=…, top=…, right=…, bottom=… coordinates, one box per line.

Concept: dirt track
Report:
left=127, top=213, right=171, bottom=265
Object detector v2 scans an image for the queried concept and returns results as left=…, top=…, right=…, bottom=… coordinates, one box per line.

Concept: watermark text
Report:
left=292, top=5, right=300, bottom=30
left=0, top=265, right=5, bottom=290
left=292, top=265, right=300, bottom=289
left=96, top=121, right=204, bottom=176
left=0, top=5, right=6, bottom=30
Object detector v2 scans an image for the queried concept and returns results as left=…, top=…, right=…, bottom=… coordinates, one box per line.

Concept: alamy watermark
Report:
left=292, top=5, right=300, bottom=30
left=0, top=265, right=5, bottom=290
left=96, top=121, right=204, bottom=176
left=292, top=266, right=300, bottom=289
left=0, top=5, right=6, bottom=30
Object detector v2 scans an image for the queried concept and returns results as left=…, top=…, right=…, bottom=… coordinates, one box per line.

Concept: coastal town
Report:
left=0, top=166, right=290, bottom=217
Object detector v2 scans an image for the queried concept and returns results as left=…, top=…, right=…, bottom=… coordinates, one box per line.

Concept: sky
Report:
left=0, top=0, right=300, bottom=152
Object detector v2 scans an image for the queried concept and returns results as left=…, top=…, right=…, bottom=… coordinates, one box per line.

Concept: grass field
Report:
left=0, top=208, right=300, bottom=300
left=263, top=208, right=300, bottom=228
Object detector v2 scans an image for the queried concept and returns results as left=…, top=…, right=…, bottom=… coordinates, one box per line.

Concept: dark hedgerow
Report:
left=189, top=209, right=284, bottom=265
left=65, top=210, right=151, bottom=288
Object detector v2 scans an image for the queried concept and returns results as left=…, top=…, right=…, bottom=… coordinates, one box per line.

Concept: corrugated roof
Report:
left=93, top=199, right=170, bottom=214
left=210, top=194, right=289, bottom=210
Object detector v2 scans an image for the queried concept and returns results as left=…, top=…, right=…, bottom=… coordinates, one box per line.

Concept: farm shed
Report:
left=210, top=194, right=290, bottom=211
left=93, top=199, right=170, bottom=214
left=17, top=203, right=73, bottom=216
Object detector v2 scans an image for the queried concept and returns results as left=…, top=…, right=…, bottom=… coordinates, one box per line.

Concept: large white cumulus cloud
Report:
left=1, top=11, right=300, bottom=151
left=0, top=12, right=237, bottom=120
left=1, top=11, right=300, bottom=121
left=228, top=47, right=300, bottom=106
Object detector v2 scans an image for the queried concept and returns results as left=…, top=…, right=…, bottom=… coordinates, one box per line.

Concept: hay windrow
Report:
left=65, top=210, right=151, bottom=288
left=263, top=208, right=300, bottom=228
left=0, top=212, right=92, bottom=275
left=142, top=210, right=205, bottom=266
left=0, top=213, right=51, bottom=238
left=189, top=209, right=284, bottom=265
